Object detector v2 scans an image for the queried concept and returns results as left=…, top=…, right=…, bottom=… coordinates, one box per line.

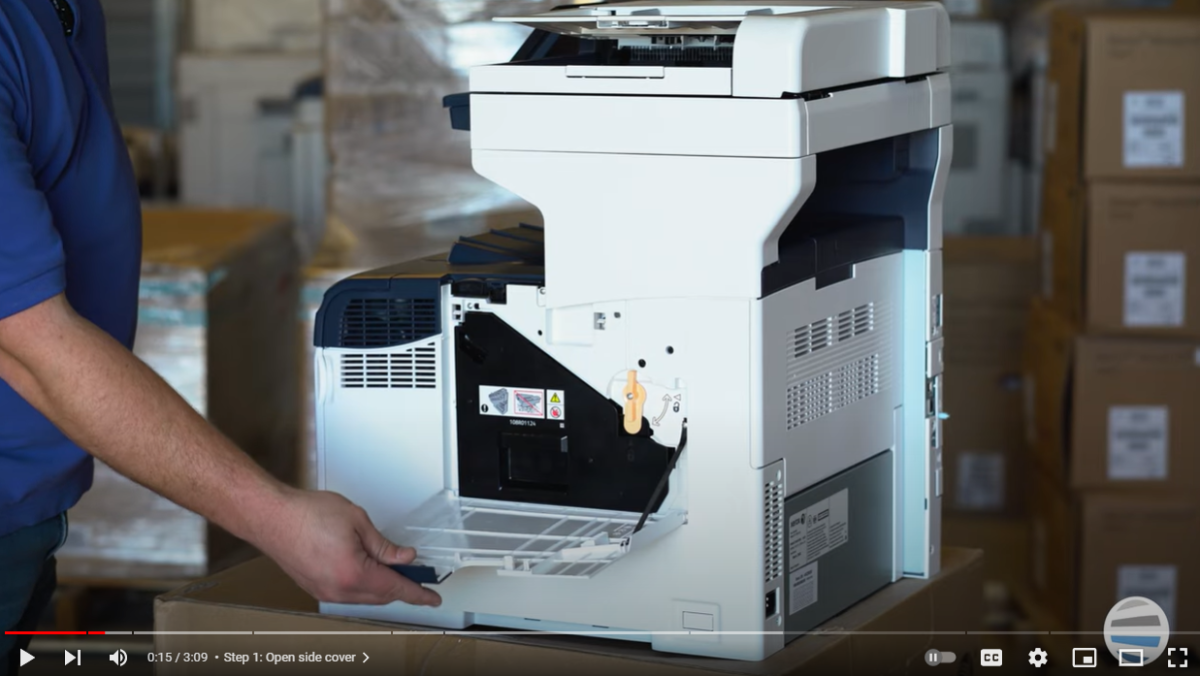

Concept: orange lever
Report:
left=623, top=370, right=647, bottom=435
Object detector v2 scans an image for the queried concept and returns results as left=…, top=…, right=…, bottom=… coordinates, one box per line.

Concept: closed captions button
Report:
left=980, top=649, right=1004, bottom=667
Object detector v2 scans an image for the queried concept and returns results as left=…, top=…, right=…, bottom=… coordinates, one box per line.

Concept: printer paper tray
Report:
left=391, top=491, right=685, bottom=584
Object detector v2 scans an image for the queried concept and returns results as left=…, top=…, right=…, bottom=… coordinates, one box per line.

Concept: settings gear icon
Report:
left=1028, top=648, right=1049, bottom=668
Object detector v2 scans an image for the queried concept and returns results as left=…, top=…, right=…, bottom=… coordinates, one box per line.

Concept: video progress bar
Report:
left=13, top=631, right=1200, bottom=637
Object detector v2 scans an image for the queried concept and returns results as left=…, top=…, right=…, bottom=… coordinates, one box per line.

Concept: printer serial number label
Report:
left=788, top=489, right=849, bottom=572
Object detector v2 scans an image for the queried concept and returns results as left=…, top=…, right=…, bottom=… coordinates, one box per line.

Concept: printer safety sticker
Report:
left=1124, top=91, right=1184, bottom=168
left=1108, top=406, right=1169, bottom=480
left=789, top=489, right=849, bottom=573
left=789, top=561, right=818, bottom=616
left=479, top=386, right=546, bottom=420
left=1125, top=252, right=1186, bottom=328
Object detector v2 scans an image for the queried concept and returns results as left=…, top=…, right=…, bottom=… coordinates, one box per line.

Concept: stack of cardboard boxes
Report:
left=1026, top=8, right=1200, bottom=633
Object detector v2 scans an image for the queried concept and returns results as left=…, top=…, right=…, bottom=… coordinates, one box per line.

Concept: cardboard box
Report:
left=58, top=208, right=300, bottom=579
left=1030, top=470, right=1200, bottom=631
left=1043, top=180, right=1200, bottom=338
left=942, top=238, right=1038, bottom=515
left=1045, top=9, right=1200, bottom=181
left=1086, top=184, right=1200, bottom=336
left=1024, top=298, right=1200, bottom=491
left=154, top=549, right=981, bottom=676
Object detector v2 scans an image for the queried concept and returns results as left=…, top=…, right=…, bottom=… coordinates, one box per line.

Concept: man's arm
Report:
left=0, top=294, right=440, bottom=608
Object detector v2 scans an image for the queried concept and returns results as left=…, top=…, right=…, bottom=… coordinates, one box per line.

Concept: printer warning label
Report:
left=788, top=489, right=849, bottom=571
left=479, top=386, right=547, bottom=420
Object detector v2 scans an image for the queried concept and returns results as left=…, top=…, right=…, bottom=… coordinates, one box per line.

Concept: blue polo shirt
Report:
left=0, top=0, right=141, bottom=537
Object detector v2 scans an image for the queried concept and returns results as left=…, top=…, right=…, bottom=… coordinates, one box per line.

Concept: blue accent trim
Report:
left=1113, top=636, right=1161, bottom=648
left=443, top=93, right=471, bottom=131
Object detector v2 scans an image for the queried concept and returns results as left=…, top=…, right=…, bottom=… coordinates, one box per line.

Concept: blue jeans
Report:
left=0, top=514, right=67, bottom=676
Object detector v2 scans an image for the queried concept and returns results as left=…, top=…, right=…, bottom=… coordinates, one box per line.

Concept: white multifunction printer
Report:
left=314, top=0, right=952, bottom=662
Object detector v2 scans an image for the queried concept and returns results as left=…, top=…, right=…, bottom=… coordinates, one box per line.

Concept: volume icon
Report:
left=110, top=649, right=128, bottom=667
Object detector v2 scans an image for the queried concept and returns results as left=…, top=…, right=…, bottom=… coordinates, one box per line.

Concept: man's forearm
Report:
left=0, top=295, right=291, bottom=549
left=1, top=294, right=441, bottom=607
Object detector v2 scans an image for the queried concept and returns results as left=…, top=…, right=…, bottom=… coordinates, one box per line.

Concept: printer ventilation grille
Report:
left=339, top=342, right=438, bottom=389
left=785, top=304, right=884, bottom=431
left=764, top=479, right=785, bottom=583
left=338, top=298, right=438, bottom=349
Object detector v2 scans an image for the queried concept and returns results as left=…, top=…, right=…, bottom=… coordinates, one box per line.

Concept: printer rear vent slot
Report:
left=338, top=298, right=438, bottom=349
left=340, top=343, right=438, bottom=389
left=764, top=479, right=785, bottom=583
left=837, top=303, right=875, bottom=342
left=791, top=318, right=833, bottom=360
left=786, top=353, right=881, bottom=430
left=790, top=304, right=874, bottom=363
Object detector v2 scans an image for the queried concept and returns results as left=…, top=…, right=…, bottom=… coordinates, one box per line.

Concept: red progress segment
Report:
left=4, top=631, right=106, bottom=635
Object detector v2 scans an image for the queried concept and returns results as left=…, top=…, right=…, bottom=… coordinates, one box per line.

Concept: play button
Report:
left=19, top=650, right=34, bottom=667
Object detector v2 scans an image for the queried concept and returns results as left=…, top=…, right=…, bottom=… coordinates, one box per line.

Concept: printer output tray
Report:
left=388, top=491, right=686, bottom=584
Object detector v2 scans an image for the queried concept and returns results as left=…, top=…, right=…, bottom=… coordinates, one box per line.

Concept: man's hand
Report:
left=0, top=295, right=440, bottom=608
left=259, top=490, right=442, bottom=607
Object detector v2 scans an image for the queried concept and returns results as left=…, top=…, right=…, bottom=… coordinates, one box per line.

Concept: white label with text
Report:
left=789, top=489, right=849, bottom=568
left=1108, top=406, right=1169, bottom=480
left=1124, top=91, right=1184, bottom=168
left=1125, top=252, right=1186, bottom=327
left=789, top=561, right=819, bottom=616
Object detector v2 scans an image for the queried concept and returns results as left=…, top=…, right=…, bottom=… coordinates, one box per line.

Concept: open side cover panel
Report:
left=391, top=492, right=686, bottom=584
